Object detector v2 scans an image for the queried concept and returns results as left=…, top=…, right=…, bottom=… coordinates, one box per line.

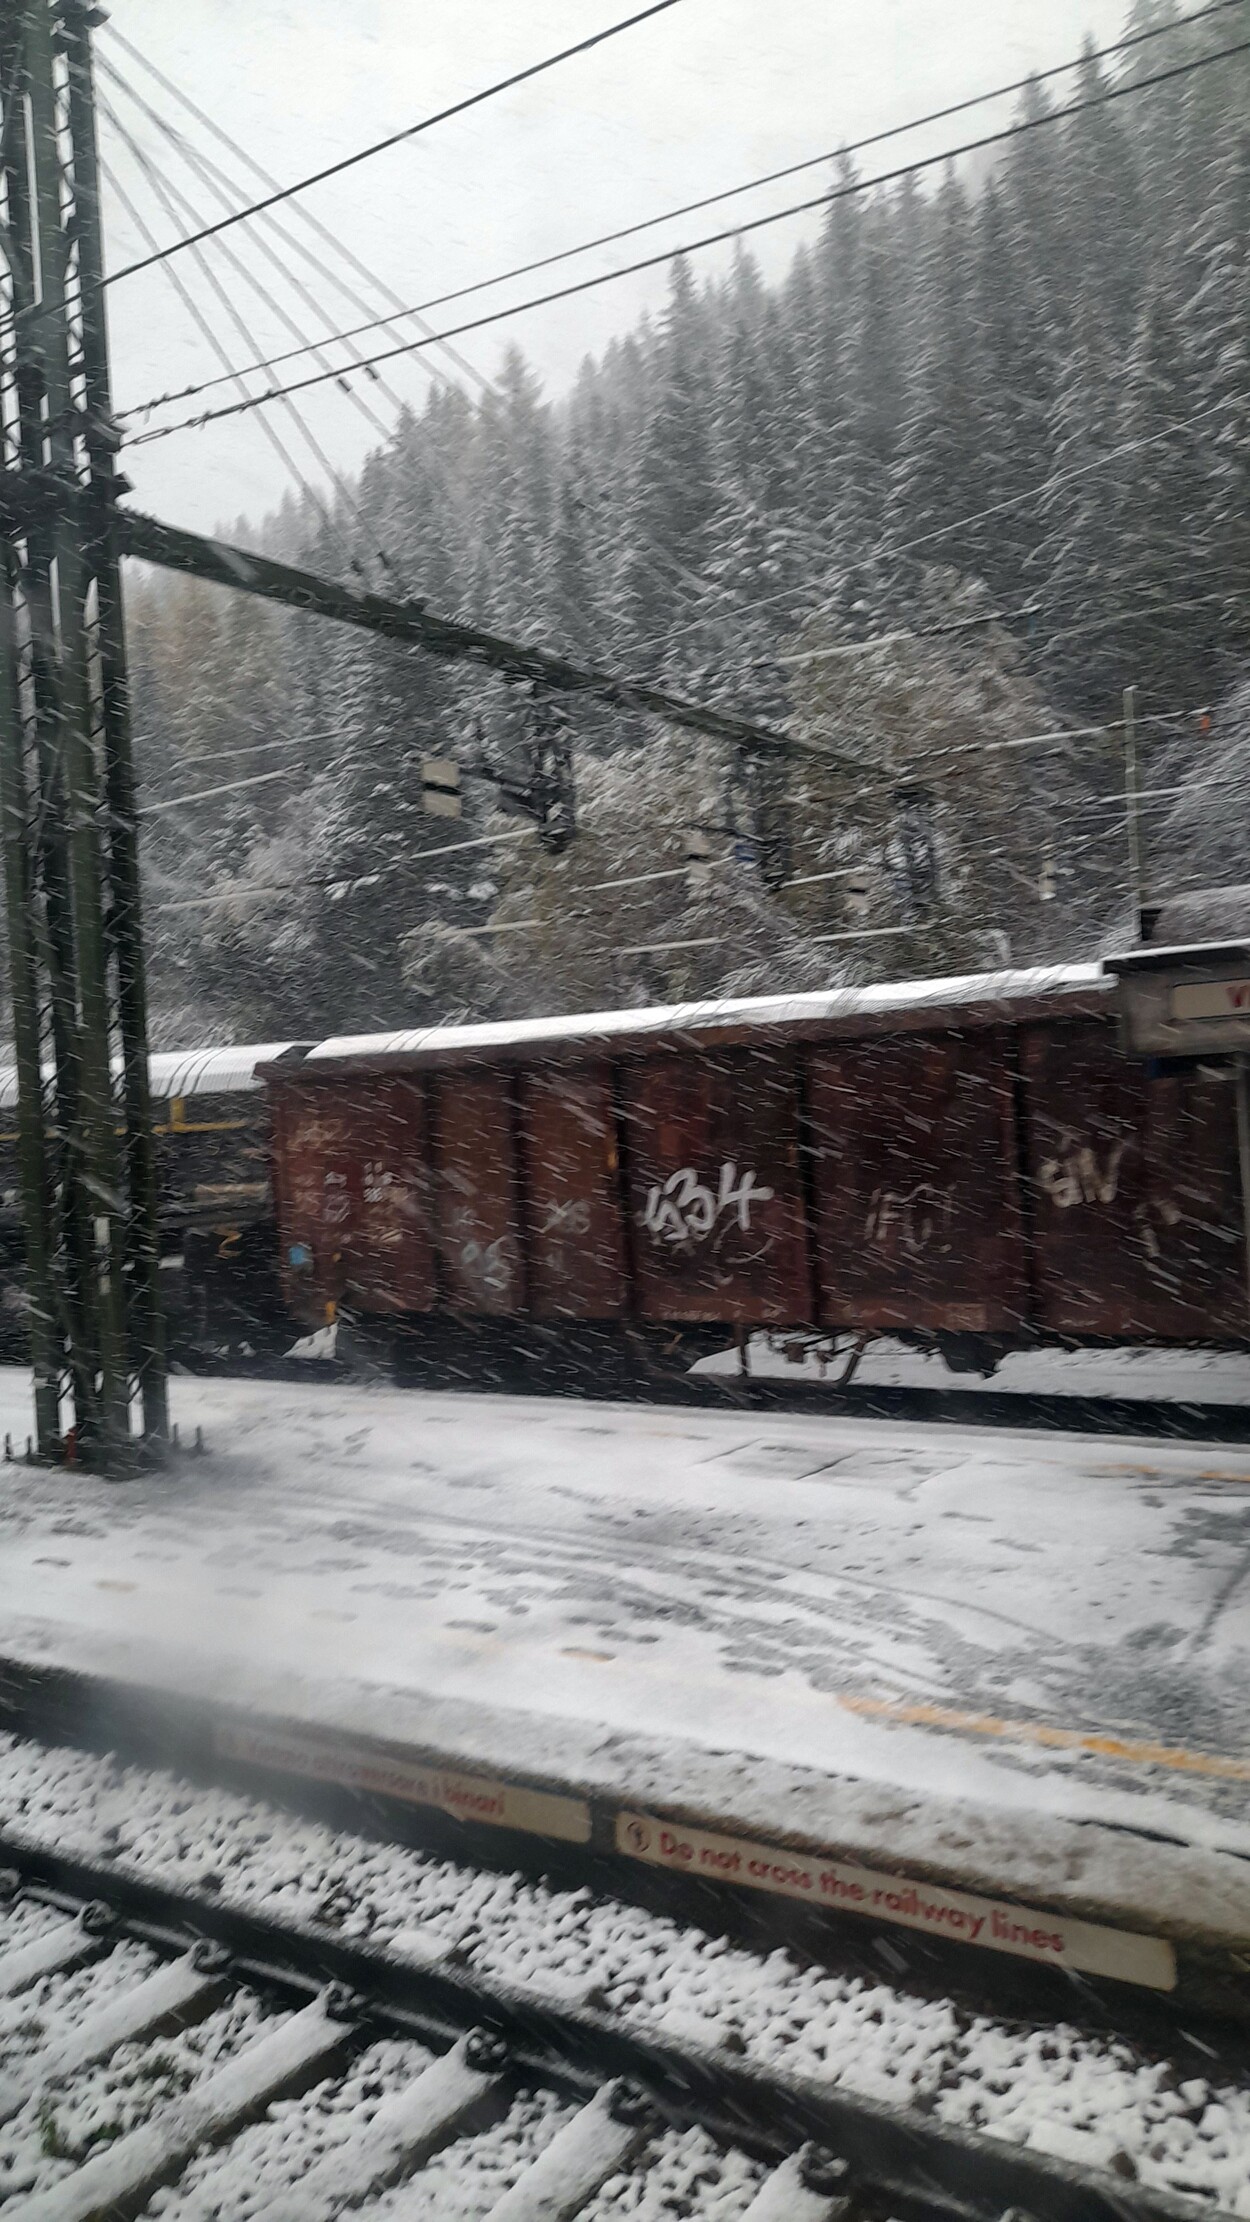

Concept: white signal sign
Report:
left=1171, top=978, right=1250, bottom=1023
left=1105, top=944, right=1250, bottom=1057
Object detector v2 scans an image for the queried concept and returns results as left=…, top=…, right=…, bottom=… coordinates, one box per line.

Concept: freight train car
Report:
left=0, top=1040, right=304, bottom=1360
left=259, top=960, right=1250, bottom=1385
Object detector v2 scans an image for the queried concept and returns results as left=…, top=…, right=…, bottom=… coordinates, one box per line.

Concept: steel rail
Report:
left=0, top=1828, right=1233, bottom=2222
left=215, top=1336, right=1250, bottom=1444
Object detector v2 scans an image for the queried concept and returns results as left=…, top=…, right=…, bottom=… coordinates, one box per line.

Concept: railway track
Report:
left=604, top=1371, right=1250, bottom=1444
left=0, top=1824, right=1241, bottom=2222
left=178, top=1343, right=1250, bottom=1443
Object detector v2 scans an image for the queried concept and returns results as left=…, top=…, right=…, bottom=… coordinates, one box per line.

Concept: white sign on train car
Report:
left=1105, top=942, right=1250, bottom=1059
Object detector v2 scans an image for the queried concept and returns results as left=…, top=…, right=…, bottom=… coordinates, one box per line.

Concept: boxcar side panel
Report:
left=808, top=1030, right=1030, bottom=1333
left=519, top=1065, right=627, bottom=1318
left=1021, top=1018, right=1245, bottom=1338
left=270, top=1075, right=434, bottom=1316
left=431, top=1070, right=524, bottom=1315
left=622, top=1051, right=810, bottom=1322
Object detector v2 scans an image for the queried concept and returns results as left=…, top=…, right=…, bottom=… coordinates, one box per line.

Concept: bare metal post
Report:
left=1122, top=684, right=1146, bottom=943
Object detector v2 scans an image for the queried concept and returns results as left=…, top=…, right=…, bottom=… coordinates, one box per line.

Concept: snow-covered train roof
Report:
left=301, top=960, right=1109, bottom=1068
left=0, top=1040, right=301, bottom=1112
left=149, top=1042, right=302, bottom=1101
left=0, top=962, right=1112, bottom=1110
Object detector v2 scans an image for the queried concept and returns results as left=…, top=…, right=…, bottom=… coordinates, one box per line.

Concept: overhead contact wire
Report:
left=103, top=0, right=690, bottom=285
left=99, top=145, right=360, bottom=582
left=97, top=53, right=464, bottom=422
left=122, top=36, right=1250, bottom=442
left=113, top=0, right=1250, bottom=420
left=101, top=102, right=388, bottom=583
left=99, top=25, right=492, bottom=397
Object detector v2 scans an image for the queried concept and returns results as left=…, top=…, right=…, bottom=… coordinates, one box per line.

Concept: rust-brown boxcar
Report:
left=259, top=961, right=1250, bottom=1377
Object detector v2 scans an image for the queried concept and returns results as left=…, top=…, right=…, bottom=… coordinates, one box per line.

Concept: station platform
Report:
left=0, top=1369, right=1247, bottom=2009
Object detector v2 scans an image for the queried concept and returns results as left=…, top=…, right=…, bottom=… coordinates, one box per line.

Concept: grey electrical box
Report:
left=1103, top=941, right=1250, bottom=1059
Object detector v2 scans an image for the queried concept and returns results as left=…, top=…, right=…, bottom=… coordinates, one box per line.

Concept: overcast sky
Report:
left=99, top=0, right=1129, bottom=536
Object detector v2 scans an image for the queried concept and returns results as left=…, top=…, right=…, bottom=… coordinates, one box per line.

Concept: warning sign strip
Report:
left=616, top=1812, right=1176, bottom=1991
left=215, top=1723, right=591, bottom=1845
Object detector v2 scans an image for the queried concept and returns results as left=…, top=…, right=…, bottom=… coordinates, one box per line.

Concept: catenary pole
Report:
left=2, top=0, right=93, bottom=1452
left=62, top=0, right=167, bottom=1443
left=0, top=0, right=165, bottom=1464
left=0, top=5, right=59, bottom=1451
left=0, top=551, right=60, bottom=1450
left=21, top=0, right=129, bottom=1457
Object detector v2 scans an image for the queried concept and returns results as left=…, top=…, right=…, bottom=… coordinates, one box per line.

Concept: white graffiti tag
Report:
left=537, top=1197, right=593, bottom=1238
left=1037, top=1136, right=1126, bottom=1208
left=642, top=1162, right=775, bottom=1250
left=460, top=1238, right=511, bottom=1295
left=865, top=1182, right=954, bottom=1255
left=320, top=1169, right=351, bottom=1228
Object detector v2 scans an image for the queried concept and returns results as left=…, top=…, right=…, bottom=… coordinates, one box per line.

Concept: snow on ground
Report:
left=0, top=1369, right=1247, bottom=1940
left=148, top=2034, right=446, bottom=2221
left=698, top=1335, right=1250, bottom=1406
left=0, top=1976, right=277, bottom=2204
left=3, top=1732, right=1250, bottom=2213
left=364, top=2091, right=577, bottom=2222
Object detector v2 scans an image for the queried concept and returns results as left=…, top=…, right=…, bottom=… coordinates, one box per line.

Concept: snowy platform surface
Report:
left=0, top=1370, right=1248, bottom=1954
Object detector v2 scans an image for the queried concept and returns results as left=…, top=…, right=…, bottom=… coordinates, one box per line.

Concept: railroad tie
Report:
left=738, top=2147, right=853, bottom=2220
left=5, top=1992, right=353, bottom=2222
left=261, top=2029, right=510, bottom=2222
left=481, top=2080, right=653, bottom=2221
left=0, top=1914, right=103, bottom=1999
left=0, top=1949, right=223, bottom=2126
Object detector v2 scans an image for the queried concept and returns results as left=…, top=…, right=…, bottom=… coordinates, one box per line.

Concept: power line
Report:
left=103, top=0, right=689, bottom=287
left=779, top=582, right=1247, bottom=670
left=99, top=88, right=410, bottom=590
left=122, top=35, right=1250, bottom=445
left=147, top=736, right=316, bottom=772
left=148, top=828, right=537, bottom=910
left=144, top=767, right=299, bottom=814
left=112, top=0, right=1247, bottom=424
left=653, top=397, right=1240, bottom=672
left=99, top=62, right=397, bottom=442
left=884, top=401, right=1234, bottom=572
left=97, top=46, right=489, bottom=404
left=99, top=148, right=361, bottom=576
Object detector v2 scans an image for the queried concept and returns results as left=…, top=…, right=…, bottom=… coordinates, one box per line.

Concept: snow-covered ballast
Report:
left=259, top=958, right=1250, bottom=1372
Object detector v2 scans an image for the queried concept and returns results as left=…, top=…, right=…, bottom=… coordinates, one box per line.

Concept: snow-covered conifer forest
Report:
left=129, top=1, right=1250, bottom=1044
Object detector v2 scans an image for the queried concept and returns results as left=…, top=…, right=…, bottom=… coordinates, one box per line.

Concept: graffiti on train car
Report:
left=320, top=1170, right=351, bottom=1227
left=446, top=1203, right=513, bottom=1297
left=864, top=1182, right=954, bottom=1256
left=642, top=1162, right=776, bottom=1251
left=536, top=1198, right=593, bottom=1240
left=1036, top=1133, right=1127, bottom=1208
left=1134, top=1195, right=1183, bottom=1262
left=1036, top=1127, right=1188, bottom=1280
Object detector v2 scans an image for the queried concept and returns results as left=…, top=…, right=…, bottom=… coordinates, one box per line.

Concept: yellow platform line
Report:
left=836, top=1690, right=1250, bottom=1781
